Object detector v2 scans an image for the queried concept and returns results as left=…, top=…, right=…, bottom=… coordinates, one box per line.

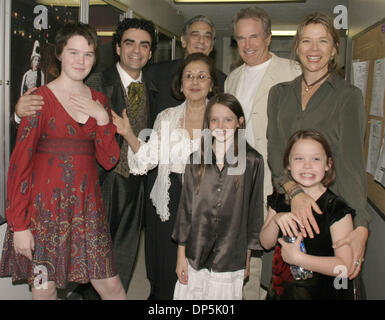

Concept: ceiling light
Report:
left=174, top=0, right=304, bottom=3
left=272, top=30, right=297, bottom=36
left=36, top=0, right=106, bottom=6
left=97, top=31, right=114, bottom=36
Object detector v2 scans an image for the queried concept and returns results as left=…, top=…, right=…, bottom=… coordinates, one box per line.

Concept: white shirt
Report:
left=238, top=58, right=271, bottom=149
left=116, top=62, right=143, bottom=91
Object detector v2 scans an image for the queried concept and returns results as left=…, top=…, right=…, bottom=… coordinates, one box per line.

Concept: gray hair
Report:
left=232, top=7, right=271, bottom=38
left=182, top=15, right=216, bottom=42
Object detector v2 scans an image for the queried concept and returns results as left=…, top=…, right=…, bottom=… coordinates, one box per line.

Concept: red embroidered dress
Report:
left=0, top=86, right=119, bottom=288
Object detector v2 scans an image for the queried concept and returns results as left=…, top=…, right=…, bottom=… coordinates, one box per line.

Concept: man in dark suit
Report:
left=14, top=18, right=158, bottom=300
left=143, top=15, right=227, bottom=300
left=82, top=18, right=157, bottom=299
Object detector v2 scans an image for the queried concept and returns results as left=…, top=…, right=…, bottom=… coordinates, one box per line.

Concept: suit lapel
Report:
left=143, top=75, right=158, bottom=128
left=230, top=64, right=246, bottom=97
left=102, top=65, right=126, bottom=115
left=251, top=54, right=277, bottom=111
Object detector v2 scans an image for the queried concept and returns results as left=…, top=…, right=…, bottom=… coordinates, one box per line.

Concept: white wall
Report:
left=348, top=0, right=385, bottom=36
left=121, top=0, right=185, bottom=36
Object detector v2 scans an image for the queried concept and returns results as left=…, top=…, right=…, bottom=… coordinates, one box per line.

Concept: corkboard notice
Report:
left=352, top=19, right=385, bottom=216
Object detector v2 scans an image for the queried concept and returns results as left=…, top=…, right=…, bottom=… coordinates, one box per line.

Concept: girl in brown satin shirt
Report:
left=172, top=93, right=264, bottom=300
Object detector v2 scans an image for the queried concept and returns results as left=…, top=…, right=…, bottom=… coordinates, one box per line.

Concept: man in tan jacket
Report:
left=225, top=6, right=301, bottom=300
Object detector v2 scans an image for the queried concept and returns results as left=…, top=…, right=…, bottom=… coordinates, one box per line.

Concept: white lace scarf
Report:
left=127, top=102, right=200, bottom=222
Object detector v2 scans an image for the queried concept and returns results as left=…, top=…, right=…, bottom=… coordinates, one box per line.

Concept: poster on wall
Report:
left=20, top=40, right=45, bottom=95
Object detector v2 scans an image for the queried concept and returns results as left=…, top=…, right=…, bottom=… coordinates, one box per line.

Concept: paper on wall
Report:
left=352, top=60, right=370, bottom=102
left=366, top=119, right=383, bottom=175
left=374, top=135, right=385, bottom=188
left=369, top=58, right=385, bottom=117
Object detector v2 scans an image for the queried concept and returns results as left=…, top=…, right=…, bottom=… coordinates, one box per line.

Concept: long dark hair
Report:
left=196, top=93, right=245, bottom=192
left=283, top=129, right=336, bottom=187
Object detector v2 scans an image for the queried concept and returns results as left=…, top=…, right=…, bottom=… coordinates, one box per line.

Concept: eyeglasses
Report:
left=182, top=72, right=211, bottom=82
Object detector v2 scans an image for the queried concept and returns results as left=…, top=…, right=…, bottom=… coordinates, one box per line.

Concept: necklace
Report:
left=302, top=70, right=330, bottom=92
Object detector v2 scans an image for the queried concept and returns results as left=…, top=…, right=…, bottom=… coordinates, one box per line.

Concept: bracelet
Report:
left=286, top=184, right=298, bottom=194
left=288, top=186, right=304, bottom=200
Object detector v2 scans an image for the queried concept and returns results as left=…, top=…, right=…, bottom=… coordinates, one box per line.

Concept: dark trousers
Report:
left=145, top=173, right=181, bottom=300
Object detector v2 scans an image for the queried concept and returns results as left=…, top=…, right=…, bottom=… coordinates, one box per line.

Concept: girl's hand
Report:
left=291, top=192, right=322, bottom=238
left=278, top=234, right=303, bottom=266
left=176, top=258, right=189, bottom=285
left=111, top=109, right=134, bottom=139
left=244, top=250, right=251, bottom=280
left=273, top=212, right=303, bottom=238
left=13, top=229, right=35, bottom=261
left=70, top=95, right=109, bottom=126
left=333, top=226, right=368, bottom=279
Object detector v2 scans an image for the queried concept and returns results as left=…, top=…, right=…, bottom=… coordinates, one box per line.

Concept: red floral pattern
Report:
left=271, top=244, right=294, bottom=296
left=0, top=86, right=119, bottom=289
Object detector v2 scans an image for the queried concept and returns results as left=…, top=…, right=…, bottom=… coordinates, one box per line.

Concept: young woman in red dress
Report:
left=0, top=23, right=126, bottom=300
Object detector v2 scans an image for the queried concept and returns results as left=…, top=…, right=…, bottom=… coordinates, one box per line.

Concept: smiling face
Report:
left=116, top=28, right=152, bottom=79
left=181, top=21, right=214, bottom=56
left=181, top=60, right=213, bottom=103
left=209, top=103, right=244, bottom=144
left=297, top=23, right=337, bottom=77
left=235, top=18, right=271, bottom=66
left=59, top=35, right=95, bottom=82
left=288, top=138, right=331, bottom=192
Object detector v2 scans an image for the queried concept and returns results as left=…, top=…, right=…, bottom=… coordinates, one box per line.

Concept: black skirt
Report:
left=145, top=172, right=182, bottom=300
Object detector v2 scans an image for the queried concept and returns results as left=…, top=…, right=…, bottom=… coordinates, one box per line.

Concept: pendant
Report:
left=305, top=87, right=309, bottom=92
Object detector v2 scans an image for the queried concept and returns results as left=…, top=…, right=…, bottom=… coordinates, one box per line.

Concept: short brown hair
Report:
left=55, top=23, right=98, bottom=60
left=283, top=129, right=336, bottom=187
left=292, top=12, right=339, bottom=70
left=232, top=7, right=271, bottom=38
